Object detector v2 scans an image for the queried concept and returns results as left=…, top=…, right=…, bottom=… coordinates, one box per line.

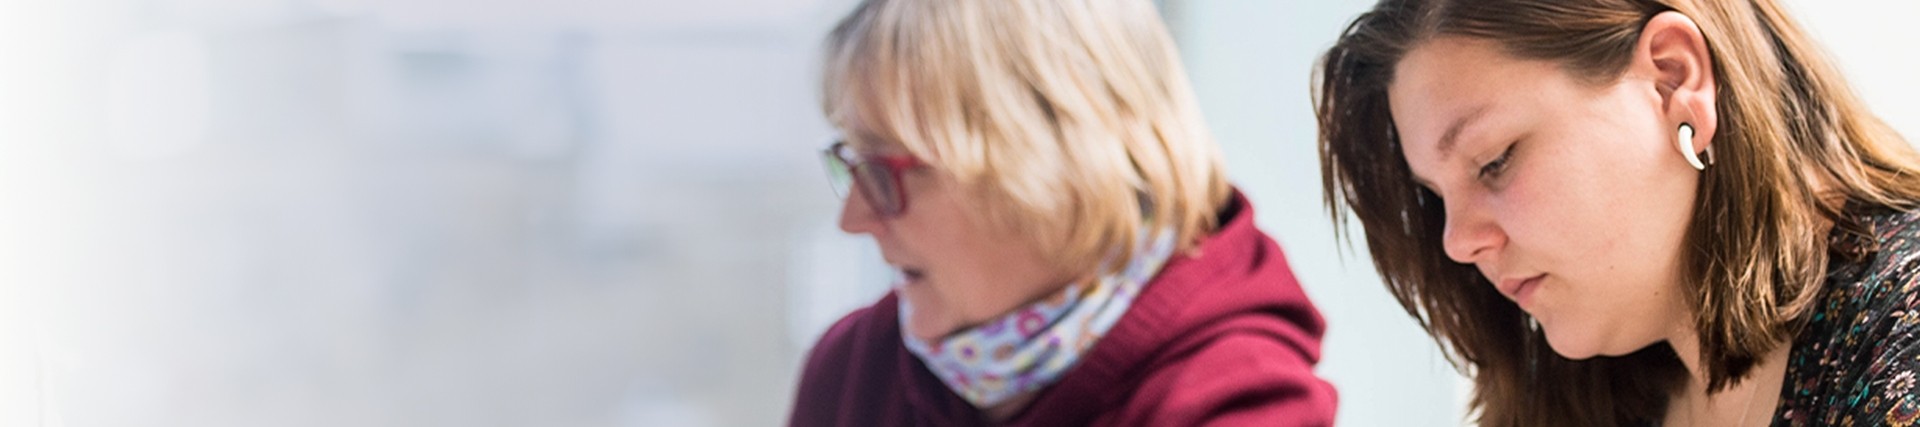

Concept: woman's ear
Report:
left=1636, top=11, right=1719, bottom=153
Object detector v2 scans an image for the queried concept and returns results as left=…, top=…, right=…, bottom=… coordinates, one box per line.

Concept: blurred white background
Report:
left=1, top=0, right=1914, bottom=426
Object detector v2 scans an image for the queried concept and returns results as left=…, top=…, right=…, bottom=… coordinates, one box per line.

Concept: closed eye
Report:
left=1477, top=145, right=1515, bottom=180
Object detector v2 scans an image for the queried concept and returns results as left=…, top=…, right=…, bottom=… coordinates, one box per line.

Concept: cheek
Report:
left=1496, top=164, right=1580, bottom=246
left=897, top=200, right=1009, bottom=286
left=1496, top=149, right=1631, bottom=265
left=1512, top=143, right=1692, bottom=297
left=892, top=188, right=977, bottom=255
left=939, top=221, right=1048, bottom=289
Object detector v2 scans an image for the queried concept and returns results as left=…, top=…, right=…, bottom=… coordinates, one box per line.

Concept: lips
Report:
left=1497, top=274, right=1545, bottom=307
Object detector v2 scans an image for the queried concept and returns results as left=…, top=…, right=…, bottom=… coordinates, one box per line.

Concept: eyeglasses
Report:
left=822, top=140, right=924, bottom=218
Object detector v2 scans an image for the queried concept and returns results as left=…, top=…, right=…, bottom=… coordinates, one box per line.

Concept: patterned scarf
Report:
left=900, top=230, right=1177, bottom=407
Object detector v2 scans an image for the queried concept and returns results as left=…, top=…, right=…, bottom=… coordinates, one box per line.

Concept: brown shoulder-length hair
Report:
left=1317, top=0, right=1920, bottom=425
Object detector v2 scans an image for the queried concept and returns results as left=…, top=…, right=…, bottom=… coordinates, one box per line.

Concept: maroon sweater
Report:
left=788, top=193, right=1337, bottom=426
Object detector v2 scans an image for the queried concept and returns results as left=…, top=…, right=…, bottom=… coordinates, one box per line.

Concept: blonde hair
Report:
left=821, top=0, right=1232, bottom=277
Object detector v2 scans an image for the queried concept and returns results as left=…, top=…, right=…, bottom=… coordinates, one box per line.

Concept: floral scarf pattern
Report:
left=901, top=231, right=1176, bottom=407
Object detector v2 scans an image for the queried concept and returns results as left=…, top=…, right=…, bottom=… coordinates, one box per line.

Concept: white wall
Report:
left=1168, top=1, right=1466, bottom=425
left=2, top=0, right=862, bottom=426
left=1793, top=0, right=1920, bottom=138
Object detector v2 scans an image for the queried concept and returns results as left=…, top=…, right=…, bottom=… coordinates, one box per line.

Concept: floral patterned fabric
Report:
left=900, top=230, right=1176, bottom=408
left=1774, top=207, right=1920, bottom=426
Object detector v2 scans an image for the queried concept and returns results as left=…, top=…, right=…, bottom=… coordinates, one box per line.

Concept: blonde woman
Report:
left=1318, top=0, right=1920, bottom=425
left=788, top=0, right=1337, bottom=425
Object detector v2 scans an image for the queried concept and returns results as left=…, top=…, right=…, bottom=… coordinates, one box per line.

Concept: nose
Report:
left=837, top=186, right=884, bottom=235
left=1440, top=197, right=1505, bottom=264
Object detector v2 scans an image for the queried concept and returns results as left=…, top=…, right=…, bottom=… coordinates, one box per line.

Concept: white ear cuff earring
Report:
left=1678, top=123, right=1711, bottom=171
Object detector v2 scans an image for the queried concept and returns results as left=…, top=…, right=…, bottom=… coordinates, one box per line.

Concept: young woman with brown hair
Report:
left=1318, top=0, right=1920, bottom=425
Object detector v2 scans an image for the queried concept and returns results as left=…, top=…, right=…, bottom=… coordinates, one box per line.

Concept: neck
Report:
left=1663, top=326, right=1791, bottom=426
left=1668, top=326, right=1708, bottom=383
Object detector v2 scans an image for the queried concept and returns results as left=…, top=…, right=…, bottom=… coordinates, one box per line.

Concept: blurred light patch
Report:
left=107, top=31, right=212, bottom=161
left=372, top=0, right=822, bottom=31
left=786, top=224, right=888, bottom=349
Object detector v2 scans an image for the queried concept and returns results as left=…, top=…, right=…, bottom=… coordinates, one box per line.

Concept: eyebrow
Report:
left=1410, top=104, right=1492, bottom=194
left=1436, top=105, right=1491, bottom=158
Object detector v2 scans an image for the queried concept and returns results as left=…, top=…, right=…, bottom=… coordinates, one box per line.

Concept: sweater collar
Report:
left=893, top=189, right=1290, bottom=424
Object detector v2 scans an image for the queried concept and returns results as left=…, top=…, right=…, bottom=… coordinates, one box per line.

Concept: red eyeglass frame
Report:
left=824, top=140, right=925, bottom=218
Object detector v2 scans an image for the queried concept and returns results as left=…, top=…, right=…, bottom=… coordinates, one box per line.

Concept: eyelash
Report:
left=1477, top=145, right=1515, bottom=180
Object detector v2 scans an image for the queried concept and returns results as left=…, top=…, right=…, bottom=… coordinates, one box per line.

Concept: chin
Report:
left=902, top=313, right=954, bottom=342
left=1543, top=337, right=1603, bottom=360
left=900, top=301, right=969, bottom=342
left=901, top=302, right=956, bottom=337
left=1539, top=323, right=1626, bottom=360
left=898, top=286, right=951, bottom=338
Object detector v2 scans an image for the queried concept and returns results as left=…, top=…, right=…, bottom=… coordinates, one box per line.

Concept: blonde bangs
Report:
left=821, top=0, right=1231, bottom=278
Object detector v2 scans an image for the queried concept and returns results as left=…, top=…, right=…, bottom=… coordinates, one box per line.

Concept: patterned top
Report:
left=1774, top=207, right=1920, bottom=426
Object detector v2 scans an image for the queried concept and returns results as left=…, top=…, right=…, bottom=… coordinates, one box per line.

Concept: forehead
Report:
left=828, top=97, right=916, bottom=155
left=1389, top=37, right=1564, bottom=160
